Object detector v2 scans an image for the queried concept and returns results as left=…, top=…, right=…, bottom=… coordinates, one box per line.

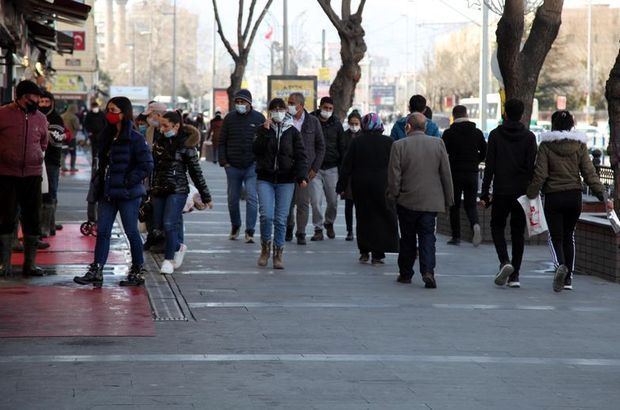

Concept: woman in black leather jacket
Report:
left=151, top=111, right=213, bottom=274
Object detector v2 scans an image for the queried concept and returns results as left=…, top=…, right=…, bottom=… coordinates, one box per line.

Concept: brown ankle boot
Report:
left=273, top=245, right=284, bottom=269
left=257, top=240, right=271, bottom=267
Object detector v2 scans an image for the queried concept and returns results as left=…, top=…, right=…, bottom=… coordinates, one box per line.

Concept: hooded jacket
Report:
left=311, top=110, right=345, bottom=169
left=391, top=116, right=441, bottom=140
left=218, top=108, right=266, bottom=168
left=151, top=124, right=212, bottom=203
left=526, top=130, right=604, bottom=200
left=253, top=114, right=308, bottom=184
left=42, top=105, right=65, bottom=168
left=0, top=102, right=48, bottom=177
left=481, top=120, right=537, bottom=198
left=441, top=119, right=487, bottom=173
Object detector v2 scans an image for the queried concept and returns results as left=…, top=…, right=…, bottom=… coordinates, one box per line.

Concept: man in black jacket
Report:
left=218, top=89, right=265, bottom=243
left=83, top=102, right=106, bottom=161
left=481, top=99, right=537, bottom=288
left=442, top=105, right=487, bottom=246
left=310, top=97, right=345, bottom=240
left=39, top=91, right=66, bottom=237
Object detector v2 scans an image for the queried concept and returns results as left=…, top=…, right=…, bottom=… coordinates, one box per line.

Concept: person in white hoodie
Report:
left=526, top=110, right=613, bottom=292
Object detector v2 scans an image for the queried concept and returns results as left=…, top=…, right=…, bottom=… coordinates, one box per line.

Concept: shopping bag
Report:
left=517, top=195, right=548, bottom=237
left=603, top=192, right=620, bottom=234
left=41, top=161, right=49, bottom=194
left=183, top=185, right=201, bottom=213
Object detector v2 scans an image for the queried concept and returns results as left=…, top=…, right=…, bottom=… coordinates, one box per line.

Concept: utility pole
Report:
left=586, top=0, right=593, bottom=124
left=172, top=0, right=177, bottom=106
left=212, top=13, right=217, bottom=94
left=283, top=0, right=289, bottom=75
left=479, top=1, right=489, bottom=132
left=321, top=29, right=326, bottom=67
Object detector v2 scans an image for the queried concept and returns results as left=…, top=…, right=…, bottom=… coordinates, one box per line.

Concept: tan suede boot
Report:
left=257, top=240, right=271, bottom=267
left=272, top=245, right=284, bottom=269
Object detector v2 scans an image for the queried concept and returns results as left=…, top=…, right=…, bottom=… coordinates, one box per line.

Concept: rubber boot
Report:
left=39, top=203, right=54, bottom=238
left=273, top=245, right=284, bottom=269
left=257, top=240, right=271, bottom=267
left=22, top=235, right=46, bottom=277
left=0, top=234, right=13, bottom=277
left=50, top=200, right=60, bottom=235
left=74, top=263, right=103, bottom=287
left=119, top=264, right=146, bottom=287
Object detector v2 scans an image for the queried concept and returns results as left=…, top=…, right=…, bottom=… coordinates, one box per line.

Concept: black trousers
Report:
left=490, top=194, right=525, bottom=273
left=397, top=205, right=437, bottom=277
left=345, top=199, right=354, bottom=233
left=544, top=191, right=582, bottom=273
left=0, top=176, right=42, bottom=235
left=449, top=172, right=479, bottom=238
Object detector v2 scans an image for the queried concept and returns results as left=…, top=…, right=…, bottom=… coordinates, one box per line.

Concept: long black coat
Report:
left=337, top=130, right=399, bottom=253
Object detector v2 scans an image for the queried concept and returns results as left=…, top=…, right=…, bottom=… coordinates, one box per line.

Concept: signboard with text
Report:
left=370, top=85, right=396, bottom=109
left=213, top=88, right=229, bottom=115
left=268, top=75, right=318, bottom=111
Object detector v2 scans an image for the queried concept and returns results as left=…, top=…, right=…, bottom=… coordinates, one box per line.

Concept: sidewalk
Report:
left=2, top=150, right=620, bottom=409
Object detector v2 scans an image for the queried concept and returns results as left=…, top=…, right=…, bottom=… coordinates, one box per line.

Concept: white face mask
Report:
left=288, top=105, right=298, bottom=116
left=92, top=107, right=100, bottom=113
left=271, top=111, right=286, bottom=123
left=320, top=110, right=332, bottom=119
left=350, top=125, right=360, bottom=133
left=235, top=104, right=247, bottom=114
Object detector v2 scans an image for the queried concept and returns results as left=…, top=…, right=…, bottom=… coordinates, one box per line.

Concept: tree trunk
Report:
left=496, top=0, right=563, bottom=127
left=227, top=55, right=247, bottom=110
left=605, top=49, right=620, bottom=205
left=329, top=20, right=366, bottom=120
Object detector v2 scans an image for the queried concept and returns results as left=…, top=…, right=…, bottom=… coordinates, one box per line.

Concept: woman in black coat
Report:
left=337, top=112, right=399, bottom=264
left=74, top=96, right=153, bottom=287
left=151, top=111, right=213, bottom=275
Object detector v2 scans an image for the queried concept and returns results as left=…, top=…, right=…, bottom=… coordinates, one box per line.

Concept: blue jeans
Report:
left=257, top=181, right=295, bottom=247
left=225, top=164, right=257, bottom=234
left=44, top=164, right=60, bottom=202
left=152, top=193, right=188, bottom=260
left=95, top=197, right=143, bottom=266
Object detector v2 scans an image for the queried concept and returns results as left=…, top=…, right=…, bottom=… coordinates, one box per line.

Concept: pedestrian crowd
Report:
left=0, top=80, right=613, bottom=293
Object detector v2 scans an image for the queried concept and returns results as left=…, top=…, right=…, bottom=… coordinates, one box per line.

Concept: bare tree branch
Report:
left=246, top=0, right=275, bottom=54
left=243, top=0, right=258, bottom=41
left=521, top=0, right=563, bottom=66
left=212, top=0, right=239, bottom=60
left=237, top=0, right=245, bottom=50
left=355, top=0, right=367, bottom=16
left=342, top=0, right=351, bottom=19
left=317, top=0, right=344, bottom=32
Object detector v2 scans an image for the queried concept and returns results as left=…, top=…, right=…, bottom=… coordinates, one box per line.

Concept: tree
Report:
left=605, top=50, right=620, bottom=204
left=212, top=0, right=274, bottom=108
left=495, top=0, right=564, bottom=126
left=317, top=0, right=367, bottom=120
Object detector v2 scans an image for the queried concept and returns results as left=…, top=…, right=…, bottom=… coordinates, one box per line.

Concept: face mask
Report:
left=147, top=118, right=159, bottom=127
left=320, top=110, right=332, bottom=119
left=92, top=107, right=100, bottom=113
left=106, top=112, right=121, bottom=125
left=235, top=104, right=247, bottom=114
left=25, top=99, right=38, bottom=113
left=38, top=106, right=52, bottom=115
left=350, top=125, right=360, bottom=133
left=138, top=124, right=148, bottom=134
left=288, top=105, right=298, bottom=116
left=163, top=129, right=176, bottom=138
left=271, top=111, right=285, bottom=123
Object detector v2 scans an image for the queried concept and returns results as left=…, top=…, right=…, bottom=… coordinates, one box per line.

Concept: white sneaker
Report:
left=507, top=281, right=521, bottom=288
left=173, top=244, right=187, bottom=268
left=472, top=223, right=482, bottom=247
left=160, top=259, right=174, bottom=275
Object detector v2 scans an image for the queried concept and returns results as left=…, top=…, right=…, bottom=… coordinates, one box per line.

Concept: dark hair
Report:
left=452, top=105, right=467, bottom=119
left=504, top=98, right=524, bottom=121
left=408, top=95, right=426, bottom=113
left=136, top=113, right=147, bottom=122
left=268, top=98, right=286, bottom=111
left=423, top=106, right=433, bottom=120
left=551, top=110, right=574, bottom=131
left=162, top=109, right=183, bottom=125
left=320, top=96, right=334, bottom=106
left=91, top=101, right=99, bottom=108
left=348, top=109, right=362, bottom=122
left=107, top=96, right=133, bottom=124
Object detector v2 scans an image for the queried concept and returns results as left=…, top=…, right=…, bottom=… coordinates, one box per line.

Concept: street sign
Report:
left=268, top=75, right=318, bottom=110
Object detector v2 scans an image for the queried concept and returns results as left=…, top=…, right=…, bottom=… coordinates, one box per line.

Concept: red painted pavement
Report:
left=0, top=286, right=154, bottom=337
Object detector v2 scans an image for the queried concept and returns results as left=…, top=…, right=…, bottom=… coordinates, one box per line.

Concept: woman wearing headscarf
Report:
left=341, top=110, right=362, bottom=241
left=337, top=113, right=399, bottom=264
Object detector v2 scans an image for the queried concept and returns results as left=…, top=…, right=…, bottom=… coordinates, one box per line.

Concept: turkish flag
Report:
left=264, top=26, right=273, bottom=41
left=73, top=32, right=85, bottom=51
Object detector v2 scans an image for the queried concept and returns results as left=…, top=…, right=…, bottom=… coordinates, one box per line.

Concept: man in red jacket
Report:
left=0, top=80, right=49, bottom=277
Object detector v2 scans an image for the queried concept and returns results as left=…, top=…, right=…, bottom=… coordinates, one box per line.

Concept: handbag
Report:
left=138, top=196, right=152, bottom=223
left=517, top=194, right=548, bottom=237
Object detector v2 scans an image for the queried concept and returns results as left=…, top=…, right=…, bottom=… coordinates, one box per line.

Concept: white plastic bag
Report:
left=517, top=195, right=548, bottom=237
left=41, top=161, right=49, bottom=194
left=183, top=185, right=200, bottom=213
left=603, top=192, right=620, bottom=234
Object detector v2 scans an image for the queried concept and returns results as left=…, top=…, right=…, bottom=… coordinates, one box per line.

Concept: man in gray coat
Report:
left=387, top=113, right=454, bottom=289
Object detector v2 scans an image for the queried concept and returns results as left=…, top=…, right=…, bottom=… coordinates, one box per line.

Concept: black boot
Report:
left=39, top=203, right=54, bottom=238
left=50, top=200, right=61, bottom=235
left=285, top=226, right=294, bottom=242
left=74, top=263, right=103, bottom=287
left=0, top=233, right=13, bottom=277
left=119, top=264, right=146, bottom=287
left=22, top=235, right=46, bottom=277
left=11, top=230, right=23, bottom=252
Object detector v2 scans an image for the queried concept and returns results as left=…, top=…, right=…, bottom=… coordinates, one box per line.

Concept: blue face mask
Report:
left=235, top=104, right=247, bottom=114
left=138, top=124, right=147, bottom=134
left=163, top=129, right=176, bottom=138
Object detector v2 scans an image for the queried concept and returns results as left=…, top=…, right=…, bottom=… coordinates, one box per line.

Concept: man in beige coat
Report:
left=387, top=113, right=454, bottom=288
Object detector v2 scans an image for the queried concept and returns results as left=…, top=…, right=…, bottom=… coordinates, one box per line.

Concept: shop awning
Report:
left=26, top=20, right=74, bottom=55
left=16, top=0, right=92, bottom=25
